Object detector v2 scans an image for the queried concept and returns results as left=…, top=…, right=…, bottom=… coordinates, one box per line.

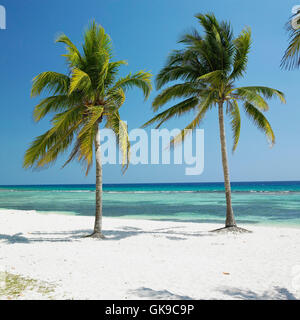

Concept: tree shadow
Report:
left=0, top=225, right=215, bottom=243
left=0, top=233, right=30, bottom=244
left=128, top=287, right=193, bottom=300
left=219, top=286, right=297, bottom=300
left=103, top=227, right=213, bottom=241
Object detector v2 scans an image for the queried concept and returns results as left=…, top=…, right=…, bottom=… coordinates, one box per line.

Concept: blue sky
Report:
left=0, top=0, right=299, bottom=185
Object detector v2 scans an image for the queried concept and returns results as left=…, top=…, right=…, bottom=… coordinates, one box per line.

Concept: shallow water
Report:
left=1, top=182, right=300, bottom=227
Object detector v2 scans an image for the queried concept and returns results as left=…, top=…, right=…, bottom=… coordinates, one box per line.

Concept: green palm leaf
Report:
left=227, top=99, right=241, bottom=152
left=31, top=72, right=70, bottom=97
left=230, top=27, right=251, bottom=80
left=25, top=22, right=152, bottom=173
left=105, top=112, right=130, bottom=173
left=244, top=102, right=275, bottom=145
left=145, top=13, right=285, bottom=229
left=69, top=68, right=92, bottom=95
left=170, top=97, right=212, bottom=147
left=33, top=94, right=80, bottom=122
left=143, top=97, right=199, bottom=129
left=152, top=83, right=201, bottom=110
left=113, top=71, right=152, bottom=100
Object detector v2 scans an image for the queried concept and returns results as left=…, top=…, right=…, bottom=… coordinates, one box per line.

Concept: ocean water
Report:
left=1, top=181, right=300, bottom=227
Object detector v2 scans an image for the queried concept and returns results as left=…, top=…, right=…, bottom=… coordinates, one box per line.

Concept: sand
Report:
left=0, top=209, right=300, bottom=300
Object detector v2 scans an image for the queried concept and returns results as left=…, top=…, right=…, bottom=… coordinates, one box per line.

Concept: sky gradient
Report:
left=0, top=0, right=299, bottom=185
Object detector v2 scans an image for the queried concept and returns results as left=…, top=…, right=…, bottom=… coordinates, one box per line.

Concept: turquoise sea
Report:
left=1, top=181, right=300, bottom=227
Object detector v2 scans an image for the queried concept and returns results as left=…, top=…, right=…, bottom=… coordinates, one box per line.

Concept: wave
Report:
left=0, top=189, right=94, bottom=193
left=1, top=188, right=300, bottom=195
left=106, top=190, right=299, bottom=195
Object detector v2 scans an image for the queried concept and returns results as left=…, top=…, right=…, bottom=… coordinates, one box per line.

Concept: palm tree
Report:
left=23, top=22, right=152, bottom=238
left=281, top=10, right=300, bottom=69
left=143, top=13, right=285, bottom=232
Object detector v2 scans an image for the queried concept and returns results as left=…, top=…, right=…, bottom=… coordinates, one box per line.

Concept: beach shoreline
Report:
left=0, top=209, right=300, bottom=300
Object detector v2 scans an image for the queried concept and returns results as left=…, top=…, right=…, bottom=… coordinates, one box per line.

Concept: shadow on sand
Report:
left=127, top=286, right=298, bottom=300
left=219, top=286, right=297, bottom=300
left=128, top=287, right=193, bottom=300
left=0, top=225, right=215, bottom=244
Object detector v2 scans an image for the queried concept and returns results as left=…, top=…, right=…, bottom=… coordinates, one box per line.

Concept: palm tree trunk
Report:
left=218, top=101, right=236, bottom=227
left=90, top=124, right=105, bottom=238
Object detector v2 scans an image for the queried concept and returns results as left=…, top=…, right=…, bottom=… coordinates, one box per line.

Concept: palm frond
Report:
left=105, top=112, right=130, bottom=173
left=227, top=99, right=241, bottom=152
left=234, top=86, right=286, bottom=104
left=113, top=71, right=152, bottom=100
left=77, top=106, right=104, bottom=139
left=33, top=94, right=82, bottom=122
left=152, top=83, right=200, bottom=110
left=31, top=72, right=70, bottom=97
left=76, top=125, right=96, bottom=175
left=24, top=105, right=84, bottom=169
left=104, top=60, right=127, bottom=88
left=143, top=97, right=199, bottom=129
left=56, top=34, right=83, bottom=68
left=56, top=34, right=81, bottom=56
left=71, top=106, right=104, bottom=175
left=230, top=27, right=251, bottom=80
left=105, top=87, right=126, bottom=110
left=69, top=68, right=92, bottom=95
left=244, top=102, right=275, bottom=145
left=83, top=21, right=112, bottom=62
left=170, top=93, right=214, bottom=146
left=234, top=87, right=270, bottom=111
left=179, top=28, right=202, bottom=44
left=155, top=64, right=201, bottom=90
left=197, top=70, right=225, bottom=87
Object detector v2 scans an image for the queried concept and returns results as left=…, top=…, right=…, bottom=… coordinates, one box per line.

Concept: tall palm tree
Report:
left=23, top=22, right=152, bottom=238
left=143, top=13, right=285, bottom=232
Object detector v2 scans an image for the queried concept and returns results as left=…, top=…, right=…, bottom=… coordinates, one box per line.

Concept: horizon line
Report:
left=1, top=180, right=300, bottom=187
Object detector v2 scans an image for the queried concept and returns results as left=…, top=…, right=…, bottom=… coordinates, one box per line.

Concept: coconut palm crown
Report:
left=143, top=13, right=285, bottom=230
left=23, top=22, right=152, bottom=237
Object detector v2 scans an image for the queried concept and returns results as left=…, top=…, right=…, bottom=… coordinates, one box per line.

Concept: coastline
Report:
left=2, top=182, right=300, bottom=227
left=1, top=209, right=300, bottom=300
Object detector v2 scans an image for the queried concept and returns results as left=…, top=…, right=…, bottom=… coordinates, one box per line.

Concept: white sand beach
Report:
left=0, top=209, right=300, bottom=300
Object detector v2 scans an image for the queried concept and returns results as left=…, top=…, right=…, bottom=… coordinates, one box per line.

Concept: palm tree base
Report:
left=84, top=231, right=106, bottom=239
left=211, top=226, right=252, bottom=234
